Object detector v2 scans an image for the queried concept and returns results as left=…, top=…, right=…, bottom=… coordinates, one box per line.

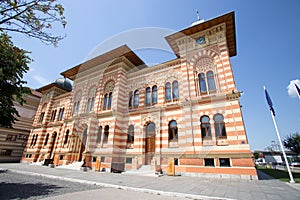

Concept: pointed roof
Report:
left=165, top=11, right=236, bottom=57
left=60, top=45, right=146, bottom=80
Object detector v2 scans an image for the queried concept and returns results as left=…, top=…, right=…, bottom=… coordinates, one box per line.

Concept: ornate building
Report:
left=0, top=89, right=41, bottom=163
left=22, top=12, right=257, bottom=179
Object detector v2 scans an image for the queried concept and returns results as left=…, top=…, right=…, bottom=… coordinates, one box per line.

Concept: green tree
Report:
left=283, top=132, right=300, bottom=156
left=0, top=32, right=31, bottom=127
left=0, top=1, right=66, bottom=127
left=0, top=0, right=66, bottom=46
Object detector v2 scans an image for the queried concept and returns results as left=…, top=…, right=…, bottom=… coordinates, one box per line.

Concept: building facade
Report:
left=0, top=89, right=41, bottom=162
left=22, top=12, right=257, bottom=179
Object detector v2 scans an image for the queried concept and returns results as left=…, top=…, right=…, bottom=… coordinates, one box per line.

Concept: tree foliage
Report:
left=283, top=132, right=300, bottom=156
left=0, top=32, right=31, bottom=127
left=0, top=0, right=66, bottom=46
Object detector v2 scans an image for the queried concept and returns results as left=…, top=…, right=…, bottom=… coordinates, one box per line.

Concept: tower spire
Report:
left=196, top=9, right=200, bottom=20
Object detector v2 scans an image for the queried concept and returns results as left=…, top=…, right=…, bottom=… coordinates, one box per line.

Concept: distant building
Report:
left=22, top=12, right=257, bottom=179
left=0, top=89, right=41, bottom=162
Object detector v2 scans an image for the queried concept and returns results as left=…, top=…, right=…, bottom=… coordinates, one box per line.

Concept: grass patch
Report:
left=258, top=167, right=300, bottom=183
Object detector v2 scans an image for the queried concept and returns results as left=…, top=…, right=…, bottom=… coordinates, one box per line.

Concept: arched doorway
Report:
left=78, top=128, right=87, bottom=161
left=49, top=132, right=57, bottom=159
left=145, top=122, right=156, bottom=165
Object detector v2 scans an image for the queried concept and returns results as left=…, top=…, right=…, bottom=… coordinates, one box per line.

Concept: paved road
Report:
left=1, top=163, right=300, bottom=200
left=0, top=170, right=101, bottom=200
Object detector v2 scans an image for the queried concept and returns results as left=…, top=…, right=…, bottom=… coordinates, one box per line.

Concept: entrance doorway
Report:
left=78, top=128, right=87, bottom=161
left=49, top=132, right=57, bottom=159
left=145, top=122, right=156, bottom=165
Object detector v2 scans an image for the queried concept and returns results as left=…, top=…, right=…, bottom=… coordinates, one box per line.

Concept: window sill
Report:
left=168, top=142, right=179, bottom=148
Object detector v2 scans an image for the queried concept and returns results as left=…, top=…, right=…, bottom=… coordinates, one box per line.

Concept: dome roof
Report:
left=54, top=77, right=72, bottom=91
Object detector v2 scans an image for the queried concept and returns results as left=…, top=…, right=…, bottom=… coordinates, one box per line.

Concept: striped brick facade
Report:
left=22, top=12, right=257, bottom=179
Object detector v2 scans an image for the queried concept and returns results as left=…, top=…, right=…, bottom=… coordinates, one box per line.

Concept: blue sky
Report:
left=10, top=0, right=300, bottom=150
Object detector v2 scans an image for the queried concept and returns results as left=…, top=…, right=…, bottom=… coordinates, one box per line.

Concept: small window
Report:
left=168, top=120, right=178, bottom=142
left=96, top=126, right=102, bottom=144
left=126, top=157, right=132, bottom=164
left=134, top=90, right=139, bottom=107
left=44, top=133, right=49, bottom=146
left=92, top=156, right=97, bottom=162
left=199, top=73, right=207, bottom=93
left=59, top=155, right=64, bottom=160
left=103, top=125, right=109, bottom=144
left=214, top=114, right=226, bottom=138
left=128, top=91, right=133, bottom=107
left=204, top=158, right=215, bottom=167
left=152, top=85, right=157, bottom=104
left=165, top=82, right=171, bottom=101
left=219, top=158, right=231, bottom=167
left=50, top=110, right=57, bottom=122
left=200, top=115, right=211, bottom=138
left=174, top=158, right=179, bottom=166
left=145, top=87, right=151, bottom=105
left=207, top=71, right=216, bottom=91
left=0, top=149, right=12, bottom=156
left=172, top=81, right=179, bottom=99
left=38, top=112, right=45, bottom=123
left=127, top=125, right=134, bottom=144
left=64, top=130, right=69, bottom=145
left=101, top=156, right=105, bottom=162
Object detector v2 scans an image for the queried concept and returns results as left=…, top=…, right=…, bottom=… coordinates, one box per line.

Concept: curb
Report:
left=8, top=169, right=234, bottom=200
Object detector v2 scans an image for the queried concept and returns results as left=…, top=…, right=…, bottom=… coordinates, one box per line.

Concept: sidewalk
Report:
left=1, top=163, right=300, bottom=200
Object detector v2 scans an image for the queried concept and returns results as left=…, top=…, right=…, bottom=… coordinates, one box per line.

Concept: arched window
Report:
left=82, top=128, right=87, bottom=147
left=50, top=109, right=57, bottom=122
left=207, top=71, right=216, bottom=91
left=103, top=81, right=114, bottom=110
left=146, top=122, right=156, bottom=136
left=86, top=97, right=95, bottom=112
left=127, top=125, right=134, bottom=146
left=165, top=82, right=171, bottom=101
left=145, top=87, right=151, bottom=105
left=96, top=126, right=102, bottom=144
left=64, top=130, right=69, bottom=145
left=103, top=93, right=108, bottom=109
left=30, top=134, right=35, bottom=146
left=103, top=125, right=109, bottom=144
left=108, top=92, right=112, bottom=108
left=168, top=120, right=178, bottom=142
left=172, top=81, right=179, bottom=99
left=34, top=134, right=38, bottom=146
left=58, top=108, right=64, bottom=121
left=86, top=86, right=96, bottom=112
left=73, top=91, right=82, bottom=115
left=44, top=133, right=49, bottom=146
left=38, top=103, right=47, bottom=123
left=134, top=90, right=139, bottom=107
left=199, top=73, right=207, bottom=93
left=214, top=114, right=226, bottom=137
left=152, top=85, right=157, bottom=104
left=128, top=91, right=133, bottom=107
left=200, top=115, right=211, bottom=138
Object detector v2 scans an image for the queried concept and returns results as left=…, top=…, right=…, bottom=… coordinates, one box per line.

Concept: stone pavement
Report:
left=1, top=163, right=300, bottom=200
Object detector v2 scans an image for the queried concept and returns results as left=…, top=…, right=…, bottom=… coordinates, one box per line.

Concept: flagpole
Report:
left=295, top=84, right=300, bottom=100
left=270, top=113, right=295, bottom=183
left=264, top=86, right=295, bottom=183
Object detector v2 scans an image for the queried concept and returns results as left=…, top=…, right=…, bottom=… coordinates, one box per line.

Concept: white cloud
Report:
left=287, top=79, right=300, bottom=98
left=32, top=75, right=49, bottom=85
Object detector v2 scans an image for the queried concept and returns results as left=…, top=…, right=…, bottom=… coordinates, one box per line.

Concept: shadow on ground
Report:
left=0, top=181, right=63, bottom=200
left=256, top=169, right=275, bottom=180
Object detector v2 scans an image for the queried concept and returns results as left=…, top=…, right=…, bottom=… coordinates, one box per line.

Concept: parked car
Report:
left=291, top=162, right=300, bottom=167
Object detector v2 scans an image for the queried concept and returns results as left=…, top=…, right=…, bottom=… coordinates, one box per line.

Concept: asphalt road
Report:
left=0, top=170, right=101, bottom=200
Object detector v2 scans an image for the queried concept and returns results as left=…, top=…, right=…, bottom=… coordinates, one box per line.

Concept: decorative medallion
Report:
left=105, top=81, right=115, bottom=93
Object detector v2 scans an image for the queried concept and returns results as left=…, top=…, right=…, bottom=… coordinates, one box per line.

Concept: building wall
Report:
left=22, top=14, right=257, bottom=179
left=0, top=91, right=41, bottom=162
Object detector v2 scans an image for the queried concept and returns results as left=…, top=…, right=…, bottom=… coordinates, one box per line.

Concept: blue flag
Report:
left=264, top=86, right=275, bottom=116
left=295, top=84, right=300, bottom=98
